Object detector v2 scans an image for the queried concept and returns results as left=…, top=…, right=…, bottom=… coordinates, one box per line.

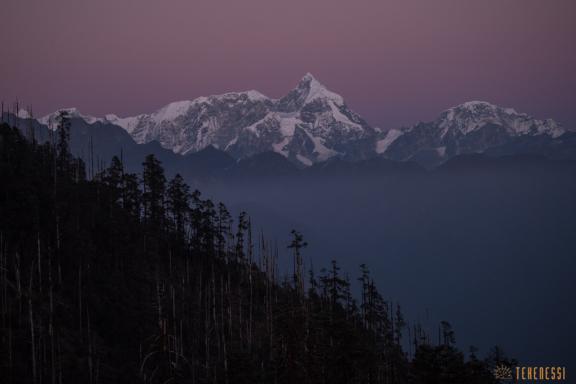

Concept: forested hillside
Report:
left=0, top=113, right=513, bottom=383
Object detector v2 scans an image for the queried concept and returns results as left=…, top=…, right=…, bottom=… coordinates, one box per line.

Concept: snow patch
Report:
left=296, top=154, right=313, bottom=166
left=17, top=109, right=31, bottom=119
left=153, top=101, right=194, bottom=123
left=376, top=129, right=403, bottom=154
left=301, top=129, right=339, bottom=162
left=272, top=137, right=291, bottom=156
left=329, top=102, right=362, bottom=130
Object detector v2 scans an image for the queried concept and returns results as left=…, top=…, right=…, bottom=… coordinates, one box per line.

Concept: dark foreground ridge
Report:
left=0, top=114, right=515, bottom=383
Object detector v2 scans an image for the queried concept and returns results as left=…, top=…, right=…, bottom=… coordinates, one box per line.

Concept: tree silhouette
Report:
left=0, top=122, right=509, bottom=384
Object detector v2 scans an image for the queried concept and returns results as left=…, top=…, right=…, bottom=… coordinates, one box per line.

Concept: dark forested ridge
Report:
left=0, top=116, right=514, bottom=383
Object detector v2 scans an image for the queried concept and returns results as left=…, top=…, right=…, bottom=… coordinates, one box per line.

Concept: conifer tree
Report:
left=166, top=174, right=190, bottom=236
left=142, top=154, right=166, bottom=226
left=55, top=110, right=71, bottom=177
left=287, top=230, right=307, bottom=295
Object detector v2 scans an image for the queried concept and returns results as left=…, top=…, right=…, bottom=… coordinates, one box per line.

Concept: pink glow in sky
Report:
left=1, top=0, right=575, bottom=129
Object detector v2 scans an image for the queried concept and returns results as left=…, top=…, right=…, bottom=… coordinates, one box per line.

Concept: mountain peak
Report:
left=450, top=101, right=521, bottom=116
left=460, top=100, right=496, bottom=108
left=17, top=109, right=32, bottom=119
left=294, top=73, right=344, bottom=105
left=39, top=107, right=102, bottom=126
left=437, top=101, right=564, bottom=137
left=300, top=72, right=317, bottom=83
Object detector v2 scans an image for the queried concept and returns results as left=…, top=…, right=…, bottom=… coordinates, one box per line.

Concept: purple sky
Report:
left=2, top=0, right=575, bottom=129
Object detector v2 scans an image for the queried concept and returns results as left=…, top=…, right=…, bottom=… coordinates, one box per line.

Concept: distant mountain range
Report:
left=37, top=74, right=376, bottom=167
left=3, top=73, right=575, bottom=173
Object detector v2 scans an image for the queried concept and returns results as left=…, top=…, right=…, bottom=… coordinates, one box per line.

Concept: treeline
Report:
left=0, top=113, right=515, bottom=383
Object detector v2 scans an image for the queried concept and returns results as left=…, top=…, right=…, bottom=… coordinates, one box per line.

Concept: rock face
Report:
left=36, top=78, right=567, bottom=167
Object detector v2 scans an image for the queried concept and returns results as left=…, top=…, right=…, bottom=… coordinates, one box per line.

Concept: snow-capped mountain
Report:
left=378, top=101, right=565, bottom=166
left=87, top=73, right=377, bottom=166
left=39, top=107, right=106, bottom=126
left=437, top=101, right=563, bottom=137
left=35, top=77, right=567, bottom=167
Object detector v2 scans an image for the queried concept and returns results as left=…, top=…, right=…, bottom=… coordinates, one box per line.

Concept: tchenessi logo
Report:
left=494, top=365, right=567, bottom=381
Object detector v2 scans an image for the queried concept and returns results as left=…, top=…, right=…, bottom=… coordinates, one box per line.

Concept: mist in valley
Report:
left=199, top=164, right=576, bottom=368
